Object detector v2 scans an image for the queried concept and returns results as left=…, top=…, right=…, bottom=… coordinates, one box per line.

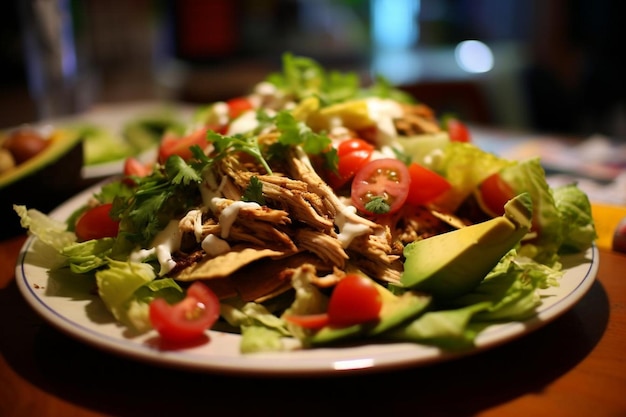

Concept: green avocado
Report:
left=308, top=282, right=432, bottom=346
left=401, top=193, right=533, bottom=299
left=1, top=128, right=84, bottom=238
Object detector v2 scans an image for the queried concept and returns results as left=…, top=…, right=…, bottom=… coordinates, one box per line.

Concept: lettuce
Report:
left=13, top=205, right=76, bottom=251
left=61, top=238, right=115, bottom=274
left=95, top=259, right=156, bottom=328
left=500, top=158, right=563, bottom=265
left=552, top=183, right=597, bottom=253
left=433, top=142, right=515, bottom=211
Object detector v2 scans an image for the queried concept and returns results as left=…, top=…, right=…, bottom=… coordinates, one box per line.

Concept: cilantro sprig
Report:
left=112, top=154, right=208, bottom=247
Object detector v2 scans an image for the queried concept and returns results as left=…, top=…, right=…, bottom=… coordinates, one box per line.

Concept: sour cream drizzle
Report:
left=217, top=200, right=261, bottom=238
left=130, top=219, right=182, bottom=276
left=335, top=205, right=371, bottom=248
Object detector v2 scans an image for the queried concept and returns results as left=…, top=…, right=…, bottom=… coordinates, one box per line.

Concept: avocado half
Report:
left=401, top=193, right=533, bottom=299
left=0, top=128, right=85, bottom=238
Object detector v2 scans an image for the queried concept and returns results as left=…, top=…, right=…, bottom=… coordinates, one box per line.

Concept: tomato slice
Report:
left=149, top=281, right=220, bottom=343
left=283, top=313, right=330, bottom=329
left=447, top=118, right=472, bottom=143
left=226, top=97, right=254, bottom=119
left=351, top=158, right=410, bottom=215
left=158, top=127, right=209, bottom=164
left=327, top=274, right=382, bottom=327
left=74, top=203, right=120, bottom=242
left=123, top=157, right=151, bottom=178
left=405, top=162, right=452, bottom=206
left=478, top=172, right=516, bottom=216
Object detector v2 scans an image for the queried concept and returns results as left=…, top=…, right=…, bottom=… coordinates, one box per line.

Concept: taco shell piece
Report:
left=175, top=245, right=286, bottom=282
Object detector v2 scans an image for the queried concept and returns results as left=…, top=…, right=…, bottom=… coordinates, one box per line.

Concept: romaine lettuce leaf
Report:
left=14, top=205, right=76, bottom=251
left=500, top=158, right=563, bottom=265
left=552, top=183, right=597, bottom=253
left=61, top=238, right=115, bottom=274
left=432, top=142, right=515, bottom=212
left=95, top=259, right=156, bottom=327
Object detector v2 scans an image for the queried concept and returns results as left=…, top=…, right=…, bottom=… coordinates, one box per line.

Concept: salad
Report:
left=15, top=53, right=597, bottom=353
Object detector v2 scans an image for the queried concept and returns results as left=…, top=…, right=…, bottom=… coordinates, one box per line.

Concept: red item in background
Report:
left=174, top=0, right=237, bottom=59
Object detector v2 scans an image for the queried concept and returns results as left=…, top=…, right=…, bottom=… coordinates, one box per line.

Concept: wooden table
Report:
left=1, top=231, right=625, bottom=417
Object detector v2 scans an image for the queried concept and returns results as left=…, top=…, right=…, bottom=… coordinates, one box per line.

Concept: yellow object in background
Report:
left=591, top=203, right=626, bottom=251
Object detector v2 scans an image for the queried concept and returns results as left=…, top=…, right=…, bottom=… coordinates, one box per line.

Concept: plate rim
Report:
left=14, top=184, right=600, bottom=377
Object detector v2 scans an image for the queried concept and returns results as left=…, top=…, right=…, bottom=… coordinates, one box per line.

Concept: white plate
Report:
left=15, top=184, right=599, bottom=376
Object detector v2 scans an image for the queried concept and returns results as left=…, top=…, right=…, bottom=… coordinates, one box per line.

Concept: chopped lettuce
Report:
left=14, top=205, right=77, bottom=251
left=61, top=238, right=115, bottom=274
left=384, top=302, right=492, bottom=349
left=450, top=250, right=562, bottom=321
left=432, top=142, right=515, bottom=212
left=222, top=300, right=291, bottom=353
left=552, top=183, right=598, bottom=253
left=500, top=158, right=564, bottom=265
left=95, top=259, right=157, bottom=329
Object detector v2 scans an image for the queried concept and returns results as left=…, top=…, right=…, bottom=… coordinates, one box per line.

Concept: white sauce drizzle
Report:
left=130, top=219, right=182, bottom=276
left=227, top=110, right=259, bottom=135
left=335, top=205, right=371, bottom=248
left=366, top=98, right=403, bottom=147
left=202, top=234, right=231, bottom=256
left=218, top=200, right=261, bottom=238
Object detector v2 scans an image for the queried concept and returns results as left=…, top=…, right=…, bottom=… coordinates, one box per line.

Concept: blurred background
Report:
left=1, top=0, right=625, bottom=140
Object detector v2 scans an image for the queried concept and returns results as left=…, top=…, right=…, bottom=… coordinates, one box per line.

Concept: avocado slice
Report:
left=401, top=193, right=533, bottom=299
left=308, top=282, right=432, bottom=347
left=1, top=128, right=84, bottom=238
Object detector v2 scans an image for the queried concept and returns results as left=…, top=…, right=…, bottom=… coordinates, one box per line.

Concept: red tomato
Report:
left=447, top=118, right=472, bottom=143
left=158, top=127, right=208, bottom=164
left=351, top=158, right=410, bottom=215
left=226, top=97, right=254, bottom=119
left=405, top=163, right=452, bottom=206
left=149, top=281, right=220, bottom=343
left=327, top=275, right=382, bottom=327
left=74, top=203, right=120, bottom=241
left=336, top=138, right=375, bottom=157
left=327, top=139, right=375, bottom=189
left=283, top=313, right=330, bottom=329
left=479, top=172, right=516, bottom=216
left=123, top=157, right=151, bottom=178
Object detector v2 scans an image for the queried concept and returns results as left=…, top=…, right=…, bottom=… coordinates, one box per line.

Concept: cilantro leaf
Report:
left=365, top=196, right=391, bottom=214
left=208, top=131, right=273, bottom=175
left=242, top=176, right=265, bottom=205
left=165, top=155, right=202, bottom=185
left=275, top=111, right=331, bottom=155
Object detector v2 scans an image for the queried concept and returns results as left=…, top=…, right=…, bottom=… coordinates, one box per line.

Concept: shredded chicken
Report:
left=395, top=103, right=442, bottom=135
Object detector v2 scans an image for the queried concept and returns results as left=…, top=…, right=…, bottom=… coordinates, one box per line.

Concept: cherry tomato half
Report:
left=158, top=127, right=209, bottom=164
left=447, top=118, right=472, bottom=143
left=226, top=97, right=254, bottom=119
left=478, top=172, right=516, bottom=216
left=327, top=274, right=382, bottom=327
left=351, top=158, right=410, bottom=215
left=74, top=203, right=120, bottom=242
left=405, top=162, right=452, bottom=206
left=327, top=138, right=375, bottom=189
left=149, top=281, right=220, bottom=343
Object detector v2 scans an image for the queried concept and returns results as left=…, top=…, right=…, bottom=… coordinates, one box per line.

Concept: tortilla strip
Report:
left=175, top=245, right=285, bottom=281
left=229, top=252, right=331, bottom=302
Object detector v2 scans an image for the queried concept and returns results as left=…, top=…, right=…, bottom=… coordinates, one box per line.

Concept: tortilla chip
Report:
left=175, top=245, right=285, bottom=282
left=230, top=252, right=330, bottom=302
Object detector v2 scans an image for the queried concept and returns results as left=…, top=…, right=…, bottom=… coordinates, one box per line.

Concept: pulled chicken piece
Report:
left=395, top=103, right=442, bottom=136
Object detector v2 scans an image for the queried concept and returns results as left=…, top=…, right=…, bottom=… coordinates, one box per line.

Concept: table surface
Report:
left=2, top=233, right=626, bottom=417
